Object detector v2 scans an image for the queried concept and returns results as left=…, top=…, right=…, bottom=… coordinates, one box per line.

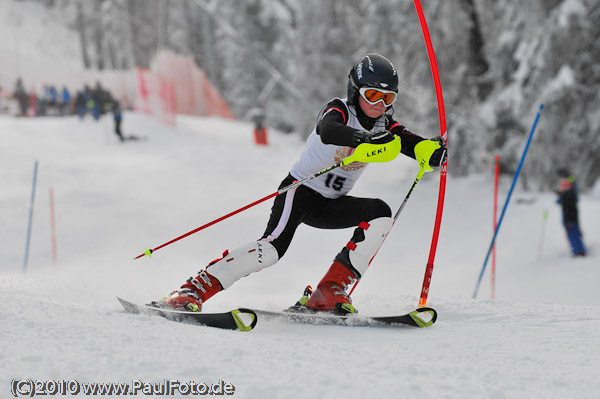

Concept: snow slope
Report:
left=1, top=113, right=599, bottom=399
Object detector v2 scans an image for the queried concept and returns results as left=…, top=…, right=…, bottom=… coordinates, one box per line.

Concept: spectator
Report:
left=13, top=78, right=29, bottom=116
left=60, top=86, right=71, bottom=115
left=556, top=169, right=586, bottom=257
left=92, top=82, right=113, bottom=120
left=75, top=85, right=92, bottom=119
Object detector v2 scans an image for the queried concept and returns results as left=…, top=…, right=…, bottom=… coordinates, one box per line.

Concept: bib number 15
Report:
left=325, top=174, right=346, bottom=191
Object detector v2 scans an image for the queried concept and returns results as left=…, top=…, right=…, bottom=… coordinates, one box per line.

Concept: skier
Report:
left=556, top=169, right=586, bottom=257
left=159, top=53, right=448, bottom=314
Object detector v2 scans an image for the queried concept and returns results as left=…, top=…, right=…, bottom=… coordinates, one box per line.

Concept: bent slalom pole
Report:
left=473, top=105, right=544, bottom=298
left=414, top=0, right=449, bottom=308
left=134, top=137, right=402, bottom=259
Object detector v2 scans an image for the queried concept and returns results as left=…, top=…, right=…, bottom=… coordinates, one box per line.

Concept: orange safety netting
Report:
left=21, top=50, right=234, bottom=126
left=150, top=50, right=234, bottom=121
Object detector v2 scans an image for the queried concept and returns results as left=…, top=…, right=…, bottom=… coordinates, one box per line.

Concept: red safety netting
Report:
left=13, top=50, right=234, bottom=126
left=151, top=50, right=233, bottom=119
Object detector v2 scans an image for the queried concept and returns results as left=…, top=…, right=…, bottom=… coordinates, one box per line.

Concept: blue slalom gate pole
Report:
left=23, top=160, right=39, bottom=272
left=473, top=105, right=544, bottom=298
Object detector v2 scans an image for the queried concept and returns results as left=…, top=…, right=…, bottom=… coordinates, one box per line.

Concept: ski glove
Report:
left=428, top=136, right=447, bottom=167
left=352, top=129, right=395, bottom=147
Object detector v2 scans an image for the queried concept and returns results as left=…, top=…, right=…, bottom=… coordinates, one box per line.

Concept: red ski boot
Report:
left=304, top=261, right=358, bottom=314
left=160, top=254, right=226, bottom=312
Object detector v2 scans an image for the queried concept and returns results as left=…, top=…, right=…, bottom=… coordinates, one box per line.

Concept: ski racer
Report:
left=159, top=53, right=447, bottom=314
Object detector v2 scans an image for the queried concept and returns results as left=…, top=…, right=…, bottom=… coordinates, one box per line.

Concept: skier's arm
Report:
left=316, top=99, right=358, bottom=147
left=317, top=99, right=396, bottom=147
left=387, top=118, right=424, bottom=159
left=388, top=117, right=447, bottom=167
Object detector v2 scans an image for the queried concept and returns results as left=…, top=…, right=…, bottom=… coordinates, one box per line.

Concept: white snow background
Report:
left=1, top=1, right=599, bottom=398
left=1, top=109, right=599, bottom=399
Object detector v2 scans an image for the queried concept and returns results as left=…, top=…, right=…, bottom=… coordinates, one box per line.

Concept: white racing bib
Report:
left=290, top=98, right=387, bottom=199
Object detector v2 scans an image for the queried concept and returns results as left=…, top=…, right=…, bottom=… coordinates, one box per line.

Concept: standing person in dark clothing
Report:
left=112, top=100, right=125, bottom=142
left=556, top=169, right=586, bottom=257
left=13, top=78, right=29, bottom=116
left=155, top=53, right=447, bottom=314
left=91, top=82, right=103, bottom=120
left=108, top=100, right=141, bottom=142
left=75, top=85, right=93, bottom=119
left=92, top=82, right=115, bottom=119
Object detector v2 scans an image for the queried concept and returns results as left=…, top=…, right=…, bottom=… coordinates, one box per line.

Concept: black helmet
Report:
left=347, top=53, right=398, bottom=105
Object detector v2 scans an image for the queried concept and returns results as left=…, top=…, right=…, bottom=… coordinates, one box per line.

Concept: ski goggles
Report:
left=359, top=87, right=397, bottom=106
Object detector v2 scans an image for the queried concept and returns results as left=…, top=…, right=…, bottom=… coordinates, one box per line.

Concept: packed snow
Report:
left=2, top=0, right=599, bottom=397
left=1, top=112, right=599, bottom=399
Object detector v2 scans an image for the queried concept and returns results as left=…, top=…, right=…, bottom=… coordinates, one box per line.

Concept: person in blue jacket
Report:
left=556, top=169, right=586, bottom=257
left=60, top=86, right=71, bottom=115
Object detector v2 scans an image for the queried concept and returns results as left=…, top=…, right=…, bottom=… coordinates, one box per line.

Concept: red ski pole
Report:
left=134, top=138, right=402, bottom=259
left=414, top=0, right=448, bottom=308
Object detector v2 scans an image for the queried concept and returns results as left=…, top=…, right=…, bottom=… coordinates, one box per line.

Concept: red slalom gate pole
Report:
left=414, top=0, right=448, bottom=308
left=491, top=155, right=499, bottom=299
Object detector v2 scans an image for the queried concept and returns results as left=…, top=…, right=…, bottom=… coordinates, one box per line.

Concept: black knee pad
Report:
left=362, top=198, right=391, bottom=221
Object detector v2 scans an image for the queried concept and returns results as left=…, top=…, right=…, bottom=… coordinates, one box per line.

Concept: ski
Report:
left=117, top=297, right=258, bottom=332
left=252, top=307, right=437, bottom=328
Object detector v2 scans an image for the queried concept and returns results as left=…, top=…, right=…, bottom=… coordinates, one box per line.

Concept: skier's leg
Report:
left=162, top=175, right=319, bottom=311
left=160, top=240, right=279, bottom=311
left=261, top=174, right=325, bottom=257
left=304, top=197, right=393, bottom=312
left=203, top=240, right=279, bottom=289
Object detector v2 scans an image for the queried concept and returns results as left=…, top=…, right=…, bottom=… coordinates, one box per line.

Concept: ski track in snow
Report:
left=1, top=113, right=599, bottom=399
